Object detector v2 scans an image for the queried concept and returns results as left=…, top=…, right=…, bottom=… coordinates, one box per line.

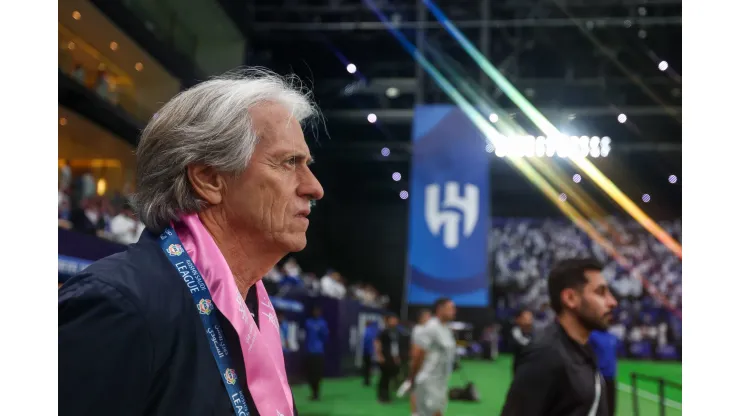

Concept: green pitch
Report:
left=292, top=355, right=681, bottom=416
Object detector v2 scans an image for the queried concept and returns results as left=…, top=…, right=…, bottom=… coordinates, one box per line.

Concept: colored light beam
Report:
left=426, top=45, right=615, bottom=227
left=361, top=0, right=680, bottom=318
left=421, top=0, right=682, bottom=260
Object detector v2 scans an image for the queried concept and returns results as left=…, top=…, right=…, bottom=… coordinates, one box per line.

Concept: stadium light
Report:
left=386, top=87, right=400, bottom=98
left=617, top=114, right=627, bottom=123
left=488, top=113, right=499, bottom=123
left=346, top=63, right=357, bottom=74
left=668, top=175, right=678, bottom=184
left=642, top=194, right=651, bottom=203
left=400, top=190, right=409, bottom=200
left=558, top=193, right=567, bottom=202
left=381, top=147, right=390, bottom=157
left=489, top=135, right=612, bottom=159
left=573, top=174, right=582, bottom=183
left=658, top=61, right=669, bottom=71
left=392, top=172, right=401, bottom=181
left=72, top=11, right=81, bottom=20
left=367, top=113, right=377, bottom=123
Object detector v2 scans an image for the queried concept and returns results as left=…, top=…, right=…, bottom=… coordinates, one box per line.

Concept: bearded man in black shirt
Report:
left=502, top=258, right=618, bottom=416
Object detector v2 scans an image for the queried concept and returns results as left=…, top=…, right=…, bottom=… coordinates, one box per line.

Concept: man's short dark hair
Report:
left=547, top=258, right=603, bottom=314
left=514, top=308, right=531, bottom=319
left=433, top=297, right=452, bottom=313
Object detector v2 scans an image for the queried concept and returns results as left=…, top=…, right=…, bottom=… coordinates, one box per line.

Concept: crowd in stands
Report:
left=491, top=217, right=682, bottom=360
left=264, top=258, right=390, bottom=308
left=58, top=166, right=145, bottom=245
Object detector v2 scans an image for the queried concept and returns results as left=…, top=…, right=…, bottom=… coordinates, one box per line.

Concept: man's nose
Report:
left=300, top=168, right=324, bottom=201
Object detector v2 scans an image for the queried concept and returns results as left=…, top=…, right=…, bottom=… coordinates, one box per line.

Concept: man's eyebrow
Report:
left=278, top=151, right=314, bottom=164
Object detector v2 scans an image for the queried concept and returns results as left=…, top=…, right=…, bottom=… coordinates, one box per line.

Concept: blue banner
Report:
left=407, top=105, right=490, bottom=307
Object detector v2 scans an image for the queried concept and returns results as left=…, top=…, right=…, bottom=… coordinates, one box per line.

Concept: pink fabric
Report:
left=174, top=214, right=293, bottom=416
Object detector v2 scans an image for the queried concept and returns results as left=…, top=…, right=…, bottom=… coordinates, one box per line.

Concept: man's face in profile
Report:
left=576, top=270, right=618, bottom=331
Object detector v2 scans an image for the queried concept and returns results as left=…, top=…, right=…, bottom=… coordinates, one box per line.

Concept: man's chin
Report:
left=281, top=235, right=308, bottom=253
left=597, top=317, right=614, bottom=330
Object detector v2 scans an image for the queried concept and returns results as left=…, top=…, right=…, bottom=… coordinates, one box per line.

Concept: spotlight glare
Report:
left=642, top=194, right=651, bottom=203
left=381, top=147, right=390, bottom=157
left=400, top=190, right=409, bottom=200
left=367, top=113, right=377, bottom=123
left=346, top=63, right=357, bottom=74
left=558, top=193, right=567, bottom=202
left=658, top=61, right=669, bottom=71
left=488, top=113, right=499, bottom=123
left=617, top=113, right=627, bottom=123
left=392, top=172, right=401, bottom=181
left=668, top=175, right=678, bottom=184
left=485, top=143, right=494, bottom=153
left=572, top=174, right=582, bottom=183
left=385, top=87, right=399, bottom=98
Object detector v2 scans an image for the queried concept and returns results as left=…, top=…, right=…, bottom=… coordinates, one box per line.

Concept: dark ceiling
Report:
left=239, top=0, right=681, bottom=218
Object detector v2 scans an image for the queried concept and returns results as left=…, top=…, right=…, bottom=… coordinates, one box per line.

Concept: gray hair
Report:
left=133, top=68, right=318, bottom=231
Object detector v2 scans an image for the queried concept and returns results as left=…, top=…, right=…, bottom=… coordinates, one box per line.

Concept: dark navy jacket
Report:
left=58, top=230, right=297, bottom=416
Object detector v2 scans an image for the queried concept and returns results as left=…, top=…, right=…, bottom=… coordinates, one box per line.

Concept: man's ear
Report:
left=187, top=164, right=225, bottom=205
left=561, top=288, right=579, bottom=311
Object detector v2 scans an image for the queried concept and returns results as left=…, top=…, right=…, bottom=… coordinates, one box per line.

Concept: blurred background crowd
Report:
left=491, top=217, right=682, bottom=360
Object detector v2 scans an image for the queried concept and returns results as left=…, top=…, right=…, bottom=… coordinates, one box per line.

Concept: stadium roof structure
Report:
left=230, top=0, right=681, bottom=218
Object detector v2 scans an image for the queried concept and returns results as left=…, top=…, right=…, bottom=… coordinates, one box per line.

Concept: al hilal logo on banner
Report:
left=424, top=182, right=479, bottom=249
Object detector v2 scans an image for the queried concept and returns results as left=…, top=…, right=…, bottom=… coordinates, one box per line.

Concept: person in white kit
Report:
left=408, top=298, right=457, bottom=416
left=408, top=309, right=432, bottom=415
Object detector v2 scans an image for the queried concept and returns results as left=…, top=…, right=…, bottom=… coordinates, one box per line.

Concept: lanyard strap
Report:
left=159, top=227, right=250, bottom=416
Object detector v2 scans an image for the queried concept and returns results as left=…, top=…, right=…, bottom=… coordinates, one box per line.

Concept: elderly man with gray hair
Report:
left=59, top=70, right=324, bottom=416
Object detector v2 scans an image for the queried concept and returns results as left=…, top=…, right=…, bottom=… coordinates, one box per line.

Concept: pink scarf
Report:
left=174, top=214, right=294, bottom=416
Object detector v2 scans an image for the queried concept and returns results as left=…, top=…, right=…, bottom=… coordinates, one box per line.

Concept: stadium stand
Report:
left=491, top=217, right=681, bottom=360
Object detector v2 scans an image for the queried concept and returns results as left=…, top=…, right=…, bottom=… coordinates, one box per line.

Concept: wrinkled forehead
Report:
left=251, top=102, right=308, bottom=146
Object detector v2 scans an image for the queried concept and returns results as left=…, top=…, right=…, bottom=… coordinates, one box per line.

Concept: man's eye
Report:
left=285, top=157, right=297, bottom=166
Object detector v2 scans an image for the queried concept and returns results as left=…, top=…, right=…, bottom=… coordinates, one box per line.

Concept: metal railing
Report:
left=630, top=372, right=682, bottom=416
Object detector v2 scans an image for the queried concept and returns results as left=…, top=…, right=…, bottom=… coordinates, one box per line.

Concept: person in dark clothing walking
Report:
left=502, top=258, right=618, bottom=416
left=375, top=313, right=402, bottom=403
left=590, top=329, right=619, bottom=416
left=304, top=305, right=329, bottom=400
left=362, top=321, right=380, bottom=386
left=509, top=308, right=533, bottom=373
